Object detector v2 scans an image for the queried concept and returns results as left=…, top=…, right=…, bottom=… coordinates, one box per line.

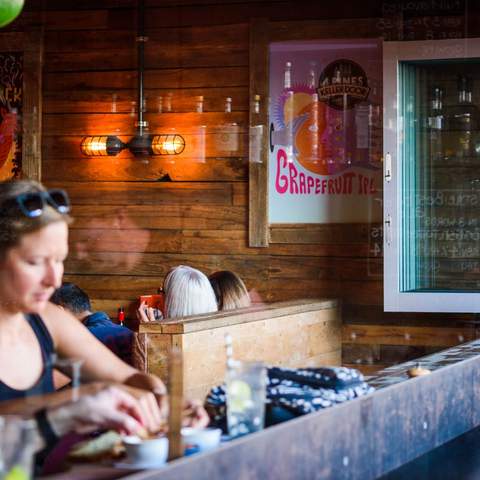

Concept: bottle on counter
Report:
left=117, top=307, right=125, bottom=326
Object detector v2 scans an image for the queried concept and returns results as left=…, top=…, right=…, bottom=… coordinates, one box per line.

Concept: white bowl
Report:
left=181, top=427, right=222, bottom=452
left=123, top=435, right=168, bottom=465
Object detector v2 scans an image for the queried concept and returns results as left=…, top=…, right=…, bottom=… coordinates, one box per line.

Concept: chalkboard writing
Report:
left=378, top=0, right=467, bottom=41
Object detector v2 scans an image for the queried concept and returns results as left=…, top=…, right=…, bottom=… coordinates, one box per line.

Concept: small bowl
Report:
left=181, top=427, right=222, bottom=453
left=123, top=435, right=168, bottom=466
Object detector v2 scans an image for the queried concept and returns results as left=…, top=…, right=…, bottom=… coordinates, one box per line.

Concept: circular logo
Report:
left=317, top=59, right=370, bottom=110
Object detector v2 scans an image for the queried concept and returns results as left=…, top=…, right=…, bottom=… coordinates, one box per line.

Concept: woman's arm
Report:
left=43, top=304, right=167, bottom=431
left=44, top=303, right=207, bottom=429
left=13, top=386, right=149, bottom=453
left=43, top=304, right=159, bottom=385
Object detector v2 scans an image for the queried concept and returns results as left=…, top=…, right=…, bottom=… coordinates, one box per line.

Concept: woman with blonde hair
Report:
left=209, top=270, right=251, bottom=311
left=0, top=180, right=207, bottom=443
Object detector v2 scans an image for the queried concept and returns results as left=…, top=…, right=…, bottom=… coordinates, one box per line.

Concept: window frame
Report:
left=383, top=38, right=480, bottom=312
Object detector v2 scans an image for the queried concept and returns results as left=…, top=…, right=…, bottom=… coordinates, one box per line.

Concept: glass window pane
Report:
left=399, top=60, right=480, bottom=293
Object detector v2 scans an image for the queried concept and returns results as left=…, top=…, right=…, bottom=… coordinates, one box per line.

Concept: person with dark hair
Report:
left=50, top=283, right=134, bottom=365
left=208, top=270, right=251, bottom=311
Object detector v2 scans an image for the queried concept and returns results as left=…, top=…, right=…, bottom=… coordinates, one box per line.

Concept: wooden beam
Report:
left=248, top=18, right=269, bottom=247
left=343, top=324, right=475, bottom=347
left=22, top=27, right=43, bottom=181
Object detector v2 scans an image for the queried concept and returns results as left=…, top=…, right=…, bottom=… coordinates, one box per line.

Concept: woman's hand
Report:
left=136, top=301, right=163, bottom=323
left=47, top=386, right=147, bottom=436
left=182, top=399, right=210, bottom=429
left=123, top=373, right=168, bottom=429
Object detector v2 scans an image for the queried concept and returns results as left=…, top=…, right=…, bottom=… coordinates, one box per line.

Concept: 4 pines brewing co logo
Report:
left=317, top=59, right=370, bottom=110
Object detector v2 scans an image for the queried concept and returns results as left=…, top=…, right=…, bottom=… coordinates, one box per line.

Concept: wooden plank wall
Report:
left=7, top=0, right=480, bottom=374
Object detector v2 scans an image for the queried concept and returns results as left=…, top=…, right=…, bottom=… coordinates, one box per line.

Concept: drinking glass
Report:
left=0, top=416, right=36, bottom=480
left=225, top=361, right=267, bottom=438
left=50, top=355, right=84, bottom=401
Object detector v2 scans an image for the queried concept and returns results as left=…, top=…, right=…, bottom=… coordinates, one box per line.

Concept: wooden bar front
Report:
left=124, top=340, right=480, bottom=480
left=137, top=298, right=341, bottom=399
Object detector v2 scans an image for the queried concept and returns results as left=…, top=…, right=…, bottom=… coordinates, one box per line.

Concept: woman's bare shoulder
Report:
left=40, top=302, right=83, bottom=341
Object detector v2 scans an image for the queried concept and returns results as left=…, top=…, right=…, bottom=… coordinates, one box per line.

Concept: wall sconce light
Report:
left=80, top=0, right=185, bottom=159
left=80, top=134, right=185, bottom=157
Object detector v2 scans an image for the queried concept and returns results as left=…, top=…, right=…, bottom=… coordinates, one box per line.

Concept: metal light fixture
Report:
left=80, top=0, right=185, bottom=158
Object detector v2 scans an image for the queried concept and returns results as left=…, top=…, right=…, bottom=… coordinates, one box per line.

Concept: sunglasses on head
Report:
left=10, top=189, right=71, bottom=218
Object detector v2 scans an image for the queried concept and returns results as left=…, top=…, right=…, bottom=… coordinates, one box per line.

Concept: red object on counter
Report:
left=117, top=307, right=125, bottom=326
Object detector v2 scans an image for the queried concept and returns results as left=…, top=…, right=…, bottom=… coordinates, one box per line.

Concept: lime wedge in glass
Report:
left=228, top=380, right=252, bottom=412
left=5, top=466, right=29, bottom=480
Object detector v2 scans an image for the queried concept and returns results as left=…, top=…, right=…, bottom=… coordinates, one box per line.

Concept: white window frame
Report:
left=383, top=38, right=480, bottom=312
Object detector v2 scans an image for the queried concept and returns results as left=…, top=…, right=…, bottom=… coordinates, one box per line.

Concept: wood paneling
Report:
left=343, top=324, right=475, bottom=347
left=44, top=66, right=248, bottom=90
left=139, top=299, right=341, bottom=399
left=43, top=87, right=249, bottom=113
left=43, top=156, right=248, bottom=182
left=39, top=0, right=380, bottom=316
left=50, top=181, right=234, bottom=205
left=43, top=112, right=247, bottom=135
left=342, top=322, right=479, bottom=374
left=14, top=0, right=475, bottom=376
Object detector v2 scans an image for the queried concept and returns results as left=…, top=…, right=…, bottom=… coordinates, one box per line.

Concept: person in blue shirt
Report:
left=50, top=283, right=134, bottom=365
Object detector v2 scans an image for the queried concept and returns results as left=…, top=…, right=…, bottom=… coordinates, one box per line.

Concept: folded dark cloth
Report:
left=206, top=365, right=374, bottom=430
left=268, top=366, right=367, bottom=391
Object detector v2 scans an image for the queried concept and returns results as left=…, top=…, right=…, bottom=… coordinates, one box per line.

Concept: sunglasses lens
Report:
left=48, top=189, right=70, bottom=213
left=18, top=193, right=43, bottom=217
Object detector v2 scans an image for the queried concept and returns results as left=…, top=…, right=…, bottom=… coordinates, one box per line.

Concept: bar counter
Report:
left=42, top=338, right=480, bottom=480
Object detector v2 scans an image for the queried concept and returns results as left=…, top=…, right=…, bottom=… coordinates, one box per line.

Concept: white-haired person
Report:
left=138, top=265, right=218, bottom=321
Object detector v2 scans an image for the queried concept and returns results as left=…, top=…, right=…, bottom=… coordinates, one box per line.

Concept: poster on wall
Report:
left=268, top=39, right=382, bottom=223
left=0, top=52, right=22, bottom=180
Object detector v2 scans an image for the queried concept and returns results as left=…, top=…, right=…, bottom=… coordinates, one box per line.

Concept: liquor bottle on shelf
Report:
left=165, top=92, right=173, bottom=112
left=249, top=94, right=263, bottom=163
left=252, top=94, right=261, bottom=116
left=193, top=95, right=206, bottom=163
left=224, top=96, right=232, bottom=113
left=284, top=61, right=294, bottom=163
left=284, top=61, right=292, bottom=90
left=195, top=95, right=204, bottom=113
left=218, top=96, right=239, bottom=154
left=444, top=75, right=480, bottom=161
left=427, top=86, right=444, bottom=162
left=111, top=93, right=117, bottom=113
left=307, top=66, right=316, bottom=90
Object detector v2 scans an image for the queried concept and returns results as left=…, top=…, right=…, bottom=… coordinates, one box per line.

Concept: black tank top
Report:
left=0, top=313, right=55, bottom=401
